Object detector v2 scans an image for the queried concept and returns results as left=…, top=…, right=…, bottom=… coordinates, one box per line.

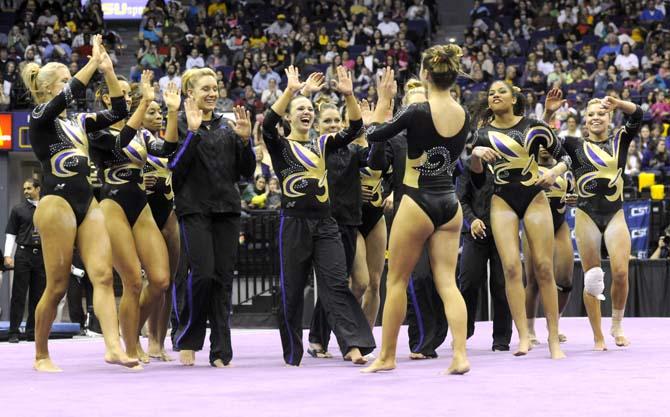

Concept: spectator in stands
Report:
left=266, top=14, right=292, bottom=38
left=226, top=27, right=247, bottom=52
left=138, top=40, right=163, bottom=70
left=650, top=90, right=670, bottom=123
left=615, top=43, right=640, bottom=74
left=43, top=33, right=72, bottom=64
left=625, top=140, right=643, bottom=176
left=260, top=78, right=282, bottom=107
left=159, top=63, right=182, bottom=95
left=242, top=175, right=267, bottom=210
left=559, top=115, right=583, bottom=139
left=638, top=124, right=652, bottom=150
left=266, top=177, right=282, bottom=210
left=0, top=71, right=9, bottom=111
left=215, top=83, right=234, bottom=113
left=251, top=64, right=280, bottom=95
left=377, top=12, right=400, bottom=38
left=598, top=33, right=621, bottom=59
left=7, top=25, right=28, bottom=54
left=642, top=139, right=670, bottom=171
left=163, top=45, right=182, bottom=72
left=19, top=45, right=41, bottom=71
left=640, top=0, right=665, bottom=22
left=185, top=47, right=204, bottom=70
left=206, top=45, right=227, bottom=68
left=142, top=18, right=162, bottom=43
left=650, top=225, right=670, bottom=259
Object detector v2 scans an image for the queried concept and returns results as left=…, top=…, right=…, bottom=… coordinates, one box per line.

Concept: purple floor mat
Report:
left=1, top=317, right=668, bottom=417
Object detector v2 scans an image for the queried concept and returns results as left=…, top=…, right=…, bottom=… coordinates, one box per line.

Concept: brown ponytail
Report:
left=420, top=44, right=464, bottom=90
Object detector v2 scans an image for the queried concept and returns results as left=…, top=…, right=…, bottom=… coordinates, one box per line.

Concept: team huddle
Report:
left=21, top=34, right=637, bottom=374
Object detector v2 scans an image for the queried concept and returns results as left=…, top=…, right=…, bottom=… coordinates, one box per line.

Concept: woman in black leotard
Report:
left=262, top=65, right=375, bottom=366
left=363, top=45, right=471, bottom=375
left=305, top=100, right=371, bottom=358
left=471, top=80, right=569, bottom=359
left=547, top=93, right=642, bottom=350
left=142, top=100, right=181, bottom=361
left=89, top=71, right=179, bottom=365
left=20, top=35, right=136, bottom=372
left=524, top=147, right=576, bottom=345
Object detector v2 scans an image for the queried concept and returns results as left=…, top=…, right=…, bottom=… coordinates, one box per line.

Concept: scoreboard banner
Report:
left=0, top=113, right=12, bottom=150
left=84, top=0, right=145, bottom=20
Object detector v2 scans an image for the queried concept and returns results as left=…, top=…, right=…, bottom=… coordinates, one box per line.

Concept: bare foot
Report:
left=179, top=350, right=195, bottom=366
left=361, top=357, right=396, bottom=373
left=611, top=327, right=630, bottom=347
left=409, top=352, right=430, bottom=360
left=211, top=359, right=233, bottom=368
left=613, top=335, right=630, bottom=347
left=548, top=338, right=566, bottom=360
left=147, top=339, right=162, bottom=358
left=159, top=350, right=174, bottom=362
left=558, top=333, right=567, bottom=343
left=529, top=333, right=540, bottom=347
left=34, top=358, right=62, bottom=373
left=105, top=350, right=141, bottom=369
left=344, top=348, right=368, bottom=365
left=136, top=343, right=150, bottom=364
left=593, top=338, right=608, bottom=351
left=307, top=343, right=333, bottom=359
left=514, top=337, right=531, bottom=356
left=445, top=354, right=470, bottom=375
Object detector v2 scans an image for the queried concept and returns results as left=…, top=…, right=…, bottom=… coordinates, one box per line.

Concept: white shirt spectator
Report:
left=377, top=19, right=400, bottom=37
left=407, top=1, right=430, bottom=22
left=186, top=55, right=204, bottom=70
left=538, top=59, right=555, bottom=76
left=252, top=68, right=281, bottom=94
left=266, top=18, right=293, bottom=38
left=557, top=7, right=578, bottom=25
left=158, top=74, right=182, bottom=95
left=558, top=128, right=582, bottom=139
left=71, top=33, right=85, bottom=49
left=261, top=88, right=283, bottom=106
left=614, top=53, right=639, bottom=72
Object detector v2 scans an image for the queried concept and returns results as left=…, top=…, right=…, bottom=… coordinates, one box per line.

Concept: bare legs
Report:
left=100, top=201, right=169, bottom=365
left=491, top=194, right=564, bottom=359
left=524, top=221, right=573, bottom=344
left=148, top=211, right=180, bottom=360
left=576, top=209, right=631, bottom=350
left=356, top=217, right=387, bottom=328
left=363, top=196, right=468, bottom=374
left=33, top=197, right=136, bottom=371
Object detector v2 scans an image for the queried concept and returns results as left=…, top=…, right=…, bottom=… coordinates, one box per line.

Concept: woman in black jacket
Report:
left=168, top=67, right=255, bottom=367
left=262, top=65, right=375, bottom=367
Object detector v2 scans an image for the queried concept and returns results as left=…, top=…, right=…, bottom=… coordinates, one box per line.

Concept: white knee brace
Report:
left=584, top=267, right=606, bottom=301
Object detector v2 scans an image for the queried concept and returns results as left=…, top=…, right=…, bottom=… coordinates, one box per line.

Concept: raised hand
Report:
left=184, top=97, right=203, bottom=131
left=377, top=67, right=395, bottom=102
left=284, top=65, right=305, bottom=93
left=227, top=105, right=252, bottom=140
left=334, top=66, right=353, bottom=96
left=544, top=88, right=566, bottom=114
left=90, top=34, right=103, bottom=65
left=600, top=96, right=620, bottom=111
left=163, top=81, right=181, bottom=112
left=302, top=72, right=325, bottom=95
left=140, top=70, right=155, bottom=102
left=360, top=99, right=375, bottom=125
